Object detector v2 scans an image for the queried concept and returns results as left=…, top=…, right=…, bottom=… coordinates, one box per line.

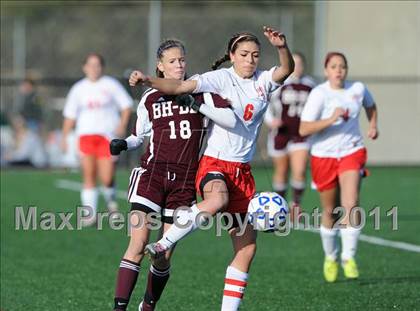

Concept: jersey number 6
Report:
left=243, top=104, right=254, bottom=121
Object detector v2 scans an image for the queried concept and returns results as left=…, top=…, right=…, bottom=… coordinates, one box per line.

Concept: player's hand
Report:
left=110, top=139, right=128, bottom=155
left=176, top=94, right=202, bottom=111
left=330, top=107, right=346, bottom=123
left=263, top=26, right=287, bottom=48
left=129, top=70, right=148, bottom=87
left=367, top=126, right=379, bottom=140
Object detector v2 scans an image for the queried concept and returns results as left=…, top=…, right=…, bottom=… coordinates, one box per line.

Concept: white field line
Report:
left=55, top=179, right=420, bottom=253
left=295, top=224, right=420, bottom=253
left=55, top=179, right=127, bottom=200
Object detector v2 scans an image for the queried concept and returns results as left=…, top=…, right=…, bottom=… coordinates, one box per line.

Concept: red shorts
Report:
left=79, top=135, right=111, bottom=158
left=311, top=148, right=367, bottom=192
left=195, top=155, right=256, bottom=213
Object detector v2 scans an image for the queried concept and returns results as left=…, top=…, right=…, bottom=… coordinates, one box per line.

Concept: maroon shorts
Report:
left=128, top=164, right=197, bottom=223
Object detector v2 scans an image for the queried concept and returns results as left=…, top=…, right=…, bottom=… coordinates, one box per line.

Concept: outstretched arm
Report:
left=129, top=72, right=197, bottom=95
left=176, top=93, right=237, bottom=129
left=263, top=26, right=294, bottom=84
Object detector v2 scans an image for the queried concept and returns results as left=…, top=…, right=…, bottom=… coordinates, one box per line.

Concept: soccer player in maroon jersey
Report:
left=129, top=27, right=294, bottom=311
left=264, top=52, right=315, bottom=217
left=110, top=39, right=233, bottom=311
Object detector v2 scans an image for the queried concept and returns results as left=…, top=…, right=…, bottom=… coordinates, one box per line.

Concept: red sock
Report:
left=114, top=259, right=140, bottom=310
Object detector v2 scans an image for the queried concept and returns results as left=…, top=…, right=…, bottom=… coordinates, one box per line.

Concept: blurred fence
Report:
left=1, top=1, right=419, bottom=167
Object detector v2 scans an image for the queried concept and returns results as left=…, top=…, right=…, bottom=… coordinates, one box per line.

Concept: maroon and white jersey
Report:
left=267, top=76, right=315, bottom=137
left=133, top=88, right=229, bottom=170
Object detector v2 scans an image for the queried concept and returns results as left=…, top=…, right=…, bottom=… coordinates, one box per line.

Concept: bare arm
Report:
left=129, top=72, right=197, bottom=95
left=61, top=118, right=76, bottom=152
left=365, top=103, right=379, bottom=140
left=115, top=107, right=132, bottom=138
left=299, top=108, right=345, bottom=137
left=263, top=26, right=294, bottom=84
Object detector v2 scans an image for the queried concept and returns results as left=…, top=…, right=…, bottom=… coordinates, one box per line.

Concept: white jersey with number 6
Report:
left=63, top=75, right=133, bottom=139
left=300, top=80, right=375, bottom=158
left=192, top=66, right=280, bottom=163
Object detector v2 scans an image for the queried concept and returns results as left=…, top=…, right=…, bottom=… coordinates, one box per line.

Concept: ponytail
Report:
left=211, top=53, right=230, bottom=70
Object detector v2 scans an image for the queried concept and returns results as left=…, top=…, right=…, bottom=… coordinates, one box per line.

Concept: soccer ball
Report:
left=247, top=192, right=289, bottom=232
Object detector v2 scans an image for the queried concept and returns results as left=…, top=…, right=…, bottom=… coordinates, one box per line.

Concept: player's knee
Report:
left=211, top=193, right=229, bottom=210
left=126, top=240, right=147, bottom=259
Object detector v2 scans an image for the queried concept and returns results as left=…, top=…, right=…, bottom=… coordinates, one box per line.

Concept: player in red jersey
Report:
left=111, top=39, right=232, bottom=311
left=264, top=52, right=315, bottom=217
left=129, top=27, right=294, bottom=311
left=61, top=53, right=133, bottom=226
left=300, top=52, right=379, bottom=282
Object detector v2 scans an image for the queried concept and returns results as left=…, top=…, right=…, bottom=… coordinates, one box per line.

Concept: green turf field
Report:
left=1, top=167, right=420, bottom=310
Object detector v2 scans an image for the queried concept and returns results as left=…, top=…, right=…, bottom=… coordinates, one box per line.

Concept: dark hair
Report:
left=211, top=32, right=260, bottom=70
left=155, top=39, right=186, bottom=78
left=83, top=52, right=105, bottom=67
left=324, top=52, right=347, bottom=68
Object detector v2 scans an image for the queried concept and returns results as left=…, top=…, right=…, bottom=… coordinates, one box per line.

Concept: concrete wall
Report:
left=314, top=1, right=420, bottom=165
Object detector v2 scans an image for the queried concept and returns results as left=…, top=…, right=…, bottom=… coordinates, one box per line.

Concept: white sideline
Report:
left=55, top=179, right=127, bottom=199
left=297, top=224, right=420, bottom=253
left=55, top=179, right=420, bottom=253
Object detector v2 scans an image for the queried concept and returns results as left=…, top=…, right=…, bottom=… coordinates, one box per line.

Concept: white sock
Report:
left=81, top=188, right=98, bottom=216
left=272, top=181, right=287, bottom=193
left=221, top=266, right=248, bottom=311
left=101, top=186, right=115, bottom=204
left=320, top=225, right=339, bottom=261
left=159, top=205, right=204, bottom=249
left=340, top=227, right=361, bottom=262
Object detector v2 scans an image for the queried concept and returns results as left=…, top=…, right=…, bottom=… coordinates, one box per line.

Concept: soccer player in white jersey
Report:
left=129, top=26, right=294, bottom=311
left=299, top=52, right=379, bottom=282
left=61, top=53, right=133, bottom=226
left=264, top=52, right=315, bottom=217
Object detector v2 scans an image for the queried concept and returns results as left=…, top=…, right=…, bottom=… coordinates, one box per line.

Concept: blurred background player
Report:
left=129, top=26, right=294, bottom=311
left=300, top=52, right=379, bottom=282
left=264, top=52, right=315, bottom=217
left=111, top=39, right=233, bottom=311
left=61, top=53, right=133, bottom=226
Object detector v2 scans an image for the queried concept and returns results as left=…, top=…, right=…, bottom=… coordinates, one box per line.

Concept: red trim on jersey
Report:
left=223, top=290, right=244, bottom=298
left=224, top=278, right=247, bottom=287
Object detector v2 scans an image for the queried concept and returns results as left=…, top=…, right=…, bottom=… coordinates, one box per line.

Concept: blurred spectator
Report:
left=3, top=115, right=47, bottom=168
left=14, top=78, right=44, bottom=132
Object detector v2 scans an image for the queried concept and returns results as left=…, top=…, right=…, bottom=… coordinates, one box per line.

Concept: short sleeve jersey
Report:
left=268, top=75, right=315, bottom=136
left=63, top=76, right=133, bottom=139
left=300, top=80, right=375, bottom=158
left=192, top=66, right=280, bottom=163
left=133, top=89, right=229, bottom=170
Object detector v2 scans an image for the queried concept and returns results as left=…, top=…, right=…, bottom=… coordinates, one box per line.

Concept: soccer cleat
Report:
left=144, top=242, right=167, bottom=259
left=139, top=300, right=154, bottom=311
left=342, top=258, right=359, bottom=279
left=323, top=257, right=339, bottom=283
